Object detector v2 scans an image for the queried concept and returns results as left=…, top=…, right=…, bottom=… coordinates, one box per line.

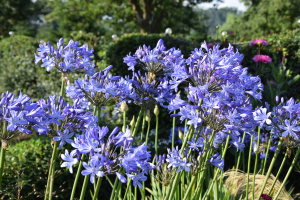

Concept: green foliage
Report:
left=231, top=29, right=300, bottom=104
left=220, top=0, right=300, bottom=41
left=0, top=35, right=61, bottom=100
left=0, top=0, right=45, bottom=38
left=0, top=136, right=74, bottom=199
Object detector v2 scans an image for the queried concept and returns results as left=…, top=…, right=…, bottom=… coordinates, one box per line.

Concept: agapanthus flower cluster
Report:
left=120, top=71, right=174, bottom=109
left=61, top=125, right=154, bottom=188
left=168, top=42, right=263, bottom=152
left=0, top=91, right=41, bottom=141
left=253, top=55, right=272, bottom=64
left=249, top=39, right=268, bottom=46
left=253, top=96, right=300, bottom=148
left=66, top=65, right=121, bottom=109
left=35, top=38, right=95, bottom=75
left=123, top=39, right=185, bottom=78
left=32, top=95, right=95, bottom=144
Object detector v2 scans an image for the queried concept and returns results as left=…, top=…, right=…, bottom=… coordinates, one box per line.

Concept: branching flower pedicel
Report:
left=66, top=65, right=121, bottom=109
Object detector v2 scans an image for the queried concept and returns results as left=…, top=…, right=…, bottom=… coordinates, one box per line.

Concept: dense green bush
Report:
left=0, top=136, right=112, bottom=199
left=0, top=136, right=71, bottom=199
left=0, top=35, right=61, bottom=101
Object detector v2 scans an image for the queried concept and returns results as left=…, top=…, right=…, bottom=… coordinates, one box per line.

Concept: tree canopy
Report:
left=220, top=0, right=300, bottom=41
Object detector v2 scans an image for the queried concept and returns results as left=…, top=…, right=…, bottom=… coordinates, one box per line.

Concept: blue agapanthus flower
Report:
left=35, top=38, right=95, bottom=75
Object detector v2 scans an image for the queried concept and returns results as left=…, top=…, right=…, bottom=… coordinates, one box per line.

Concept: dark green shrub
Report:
left=0, top=136, right=72, bottom=199
left=0, top=35, right=61, bottom=101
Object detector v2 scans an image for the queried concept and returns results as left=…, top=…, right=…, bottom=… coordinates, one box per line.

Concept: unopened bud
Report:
left=130, top=115, right=135, bottom=127
left=178, top=128, right=183, bottom=140
left=146, top=110, right=151, bottom=122
left=62, top=72, right=69, bottom=83
left=1, top=139, right=8, bottom=150
left=120, top=101, right=128, bottom=112
left=154, top=105, right=159, bottom=116
left=197, top=155, right=202, bottom=162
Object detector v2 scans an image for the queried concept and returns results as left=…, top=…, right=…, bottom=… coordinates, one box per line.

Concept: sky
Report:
left=199, top=0, right=247, bottom=12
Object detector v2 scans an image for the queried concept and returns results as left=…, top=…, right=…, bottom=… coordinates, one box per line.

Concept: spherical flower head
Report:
left=249, top=39, right=268, bottom=46
left=252, top=55, right=272, bottom=64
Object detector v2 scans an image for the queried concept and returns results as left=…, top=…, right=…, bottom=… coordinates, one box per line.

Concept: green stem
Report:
left=0, top=142, right=6, bottom=191
left=246, top=135, right=254, bottom=200
left=132, top=108, right=144, bottom=138
left=201, top=135, right=230, bottom=200
left=97, top=107, right=101, bottom=126
left=145, top=118, right=151, bottom=145
left=45, top=141, right=58, bottom=200
left=262, top=134, right=272, bottom=175
left=155, top=114, right=159, bottom=155
left=123, top=179, right=132, bottom=200
left=110, top=175, right=120, bottom=200
left=140, top=110, right=146, bottom=145
left=268, top=148, right=288, bottom=196
left=60, top=76, right=65, bottom=98
left=70, top=154, right=86, bottom=200
left=236, top=132, right=246, bottom=171
left=273, top=146, right=300, bottom=200
left=172, top=110, right=176, bottom=149
left=48, top=141, right=59, bottom=200
left=257, top=137, right=283, bottom=199
left=92, top=177, right=103, bottom=200
left=182, top=176, right=196, bottom=200
left=79, top=175, right=89, bottom=200
left=252, top=128, right=260, bottom=200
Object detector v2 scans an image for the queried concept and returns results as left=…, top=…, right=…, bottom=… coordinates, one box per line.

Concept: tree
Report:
left=43, top=0, right=217, bottom=39
left=0, top=0, right=45, bottom=38
left=220, top=0, right=300, bottom=41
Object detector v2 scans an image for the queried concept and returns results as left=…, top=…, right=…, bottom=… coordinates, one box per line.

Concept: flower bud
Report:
left=154, top=105, right=159, bottom=116
left=130, top=115, right=135, bottom=127
left=146, top=110, right=151, bottom=122
left=1, top=139, right=8, bottom=150
left=178, top=128, right=183, bottom=140
left=120, top=101, right=128, bottom=112
left=197, top=155, right=202, bottom=162
left=62, top=72, right=69, bottom=83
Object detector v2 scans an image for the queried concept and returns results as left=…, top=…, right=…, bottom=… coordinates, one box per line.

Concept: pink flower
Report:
left=253, top=55, right=260, bottom=62
left=230, top=31, right=234, bottom=35
left=207, top=43, right=213, bottom=49
left=249, top=39, right=268, bottom=46
left=252, top=55, right=272, bottom=64
left=260, top=55, right=272, bottom=63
